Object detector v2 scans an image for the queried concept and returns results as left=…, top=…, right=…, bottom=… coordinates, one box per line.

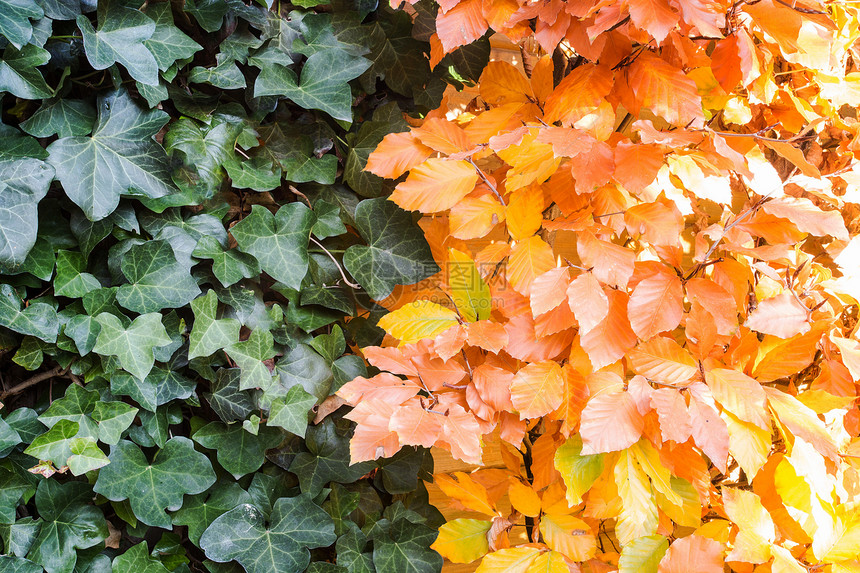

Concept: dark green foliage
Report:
left=0, top=0, right=486, bottom=569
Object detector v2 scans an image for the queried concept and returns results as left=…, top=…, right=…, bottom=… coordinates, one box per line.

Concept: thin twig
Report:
left=308, top=236, right=361, bottom=289
left=686, top=199, right=768, bottom=279
left=593, top=210, right=625, bottom=219
left=773, top=0, right=826, bottom=14
left=468, top=158, right=507, bottom=206
left=0, top=367, right=64, bottom=401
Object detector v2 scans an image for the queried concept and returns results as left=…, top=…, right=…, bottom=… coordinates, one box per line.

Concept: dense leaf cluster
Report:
left=0, top=0, right=489, bottom=570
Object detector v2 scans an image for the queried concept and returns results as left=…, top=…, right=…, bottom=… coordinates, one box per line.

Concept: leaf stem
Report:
left=308, top=236, right=361, bottom=289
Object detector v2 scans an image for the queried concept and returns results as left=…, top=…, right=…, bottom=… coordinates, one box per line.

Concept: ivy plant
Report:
left=0, top=0, right=490, bottom=570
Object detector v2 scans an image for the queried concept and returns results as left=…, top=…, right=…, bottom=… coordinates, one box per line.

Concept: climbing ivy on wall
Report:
left=0, top=0, right=489, bottom=570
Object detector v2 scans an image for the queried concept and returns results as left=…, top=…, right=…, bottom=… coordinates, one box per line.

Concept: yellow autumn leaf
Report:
left=525, top=551, right=570, bottom=573
left=721, top=487, right=775, bottom=564
left=476, top=547, right=541, bottom=573
left=614, top=448, right=659, bottom=545
left=617, top=534, right=668, bottom=573
left=630, top=440, right=683, bottom=507
left=508, top=479, right=541, bottom=517
left=554, top=434, right=605, bottom=506
left=654, top=477, right=701, bottom=529
left=377, top=300, right=459, bottom=344
left=448, top=248, right=491, bottom=322
left=539, top=513, right=597, bottom=561
left=431, top=518, right=492, bottom=563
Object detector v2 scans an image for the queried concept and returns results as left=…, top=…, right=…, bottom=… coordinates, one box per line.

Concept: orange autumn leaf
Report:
left=685, top=278, right=738, bottom=336
left=480, top=61, right=535, bottom=106
left=389, top=396, right=444, bottom=447
left=435, top=471, right=498, bottom=516
left=627, top=269, right=684, bottom=340
left=390, top=158, right=479, bottom=213
left=650, top=388, right=693, bottom=443
left=658, top=535, right=724, bottom=573
left=337, top=373, right=420, bottom=405
left=613, top=142, right=666, bottom=193
left=580, top=289, right=638, bottom=370
left=745, top=292, right=810, bottom=339
left=343, top=399, right=401, bottom=463
left=705, top=368, right=770, bottom=431
left=434, top=0, right=488, bottom=53
left=449, top=193, right=506, bottom=240
left=626, top=0, right=680, bottom=43
left=365, top=131, right=433, bottom=179
left=506, top=185, right=545, bottom=240
left=567, top=272, right=609, bottom=335
left=580, top=390, right=644, bottom=454
left=507, top=235, right=556, bottom=296
left=530, top=267, right=570, bottom=317
left=544, top=63, right=614, bottom=126
left=508, top=479, right=542, bottom=517
left=624, top=198, right=684, bottom=247
left=621, top=52, right=705, bottom=126
left=510, top=360, right=565, bottom=419
left=466, top=320, right=509, bottom=354
left=627, top=336, right=698, bottom=386
left=412, top=117, right=475, bottom=155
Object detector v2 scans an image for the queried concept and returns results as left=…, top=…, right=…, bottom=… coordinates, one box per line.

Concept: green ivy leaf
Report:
left=38, top=384, right=99, bottom=439
left=116, top=240, right=201, bottom=313
left=165, top=116, right=242, bottom=194
left=76, top=2, right=159, bottom=86
left=230, top=204, right=315, bottom=291
left=25, top=480, right=108, bottom=573
left=111, top=541, right=170, bottom=573
left=0, top=284, right=59, bottom=342
left=54, top=250, right=101, bottom=298
left=336, top=525, right=373, bottom=573
left=199, top=495, right=336, bottom=573
left=92, top=401, right=138, bottom=445
left=0, top=154, right=54, bottom=266
left=142, top=3, right=201, bottom=71
left=225, top=328, right=275, bottom=391
left=193, top=422, right=282, bottom=478
left=93, top=437, right=216, bottom=528
left=47, top=90, right=176, bottom=221
left=0, top=0, right=43, bottom=48
left=268, top=385, right=316, bottom=437
left=189, top=290, right=241, bottom=359
left=188, top=61, right=246, bottom=89
left=254, top=50, right=370, bottom=122
left=203, top=368, right=255, bottom=423
left=110, top=366, right=195, bottom=412
left=23, top=419, right=80, bottom=467
left=371, top=519, right=441, bottom=573
left=290, top=420, right=373, bottom=496
left=361, top=12, right=429, bottom=97
left=343, top=198, right=438, bottom=300
left=192, top=236, right=260, bottom=288
left=93, top=312, right=171, bottom=381
left=0, top=44, right=52, bottom=100
left=171, top=482, right=251, bottom=546
left=0, top=556, right=42, bottom=573
left=274, top=344, right=332, bottom=403
left=0, top=467, right=34, bottom=523
left=67, top=438, right=110, bottom=475
left=20, top=99, right=97, bottom=138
